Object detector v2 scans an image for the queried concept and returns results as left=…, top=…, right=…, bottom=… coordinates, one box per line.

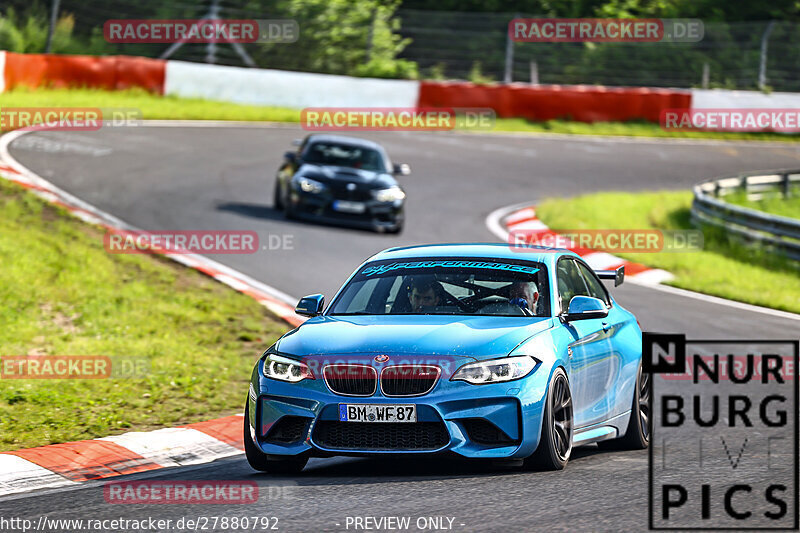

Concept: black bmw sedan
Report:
left=273, top=134, right=410, bottom=233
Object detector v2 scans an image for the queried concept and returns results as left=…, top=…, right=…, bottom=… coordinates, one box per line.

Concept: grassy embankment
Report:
left=0, top=179, right=288, bottom=451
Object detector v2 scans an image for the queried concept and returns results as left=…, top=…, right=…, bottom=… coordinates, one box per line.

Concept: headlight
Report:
left=296, top=177, right=325, bottom=194
left=451, top=356, right=538, bottom=384
left=262, top=353, right=313, bottom=382
left=372, top=186, right=406, bottom=203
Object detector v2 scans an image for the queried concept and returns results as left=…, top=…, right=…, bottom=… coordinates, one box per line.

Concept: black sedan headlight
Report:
left=294, top=176, right=325, bottom=194
left=371, top=186, right=406, bottom=203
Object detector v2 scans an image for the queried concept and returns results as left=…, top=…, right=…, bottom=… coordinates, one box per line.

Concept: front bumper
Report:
left=288, top=189, right=404, bottom=231
left=247, top=357, right=551, bottom=460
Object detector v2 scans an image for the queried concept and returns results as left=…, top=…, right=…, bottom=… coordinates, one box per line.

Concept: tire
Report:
left=282, top=194, right=296, bottom=220
left=273, top=181, right=284, bottom=210
left=243, top=401, right=308, bottom=474
left=525, top=368, right=573, bottom=470
left=598, top=363, right=650, bottom=450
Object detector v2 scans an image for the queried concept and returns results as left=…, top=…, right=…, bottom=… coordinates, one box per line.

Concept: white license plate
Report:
left=339, top=404, right=416, bottom=423
left=332, top=200, right=366, bottom=214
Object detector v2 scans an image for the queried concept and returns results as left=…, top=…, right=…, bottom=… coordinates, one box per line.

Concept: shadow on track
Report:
left=216, top=201, right=286, bottom=221
left=242, top=444, right=610, bottom=486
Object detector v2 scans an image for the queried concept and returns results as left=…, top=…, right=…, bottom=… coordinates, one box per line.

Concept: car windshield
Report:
left=329, top=258, right=550, bottom=317
left=303, top=142, right=387, bottom=172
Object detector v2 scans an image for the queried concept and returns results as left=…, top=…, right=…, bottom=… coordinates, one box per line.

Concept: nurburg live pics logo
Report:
left=643, top=332, right=799, bottom=530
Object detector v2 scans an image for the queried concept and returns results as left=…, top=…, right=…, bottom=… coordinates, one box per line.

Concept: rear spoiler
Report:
left=596, top=265, right=625, bottom=287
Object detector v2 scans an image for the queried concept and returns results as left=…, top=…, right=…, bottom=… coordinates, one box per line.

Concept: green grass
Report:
left=0, top=87, right=301, bottom=123
left=2, top=87, right=800, bottom=142
left=0, top=179, right=288, bottom=451
left=536, top=191, right=800, bottom=314
left=723, top=189, right=800, bottom=219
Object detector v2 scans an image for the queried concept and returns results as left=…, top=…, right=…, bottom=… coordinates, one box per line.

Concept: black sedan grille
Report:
left=380, top=365, right=440, bottom=397
left=328, top=182, right=372, bottom=202
left=323, top=365, right=377, bottom=396
left=313, top=421, right=449, bottom=450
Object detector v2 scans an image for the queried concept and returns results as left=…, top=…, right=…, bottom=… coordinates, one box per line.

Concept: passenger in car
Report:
left=509, top=281, right=539, bottom=315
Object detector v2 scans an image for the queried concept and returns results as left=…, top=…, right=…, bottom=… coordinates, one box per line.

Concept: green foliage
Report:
left=253, top=0, right=417, bottom=78
left=425, top=63, right=448, bottom=80
left=467, top=61, right=495, bottom=84
left=401, top=0, right=800, bottom=21
left=355, top=57, right=418, bottom=79
left=0, top=7, right=76, bottom=53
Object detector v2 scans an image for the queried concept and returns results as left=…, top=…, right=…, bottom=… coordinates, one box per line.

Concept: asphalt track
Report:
left=2, top=125, right=800, bottom=532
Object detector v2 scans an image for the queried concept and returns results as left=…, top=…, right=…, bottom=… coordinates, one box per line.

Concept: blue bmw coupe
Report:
left=244, top=244, right=647, bottom=473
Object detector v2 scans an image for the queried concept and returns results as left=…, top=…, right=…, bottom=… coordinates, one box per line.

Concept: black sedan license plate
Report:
left=332, top=200, right=366, bottom=214
left=338, top=404, right=416, bottom=423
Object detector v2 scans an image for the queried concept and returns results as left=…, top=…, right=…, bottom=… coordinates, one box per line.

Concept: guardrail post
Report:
left=693, top=170, right=800, bottom=263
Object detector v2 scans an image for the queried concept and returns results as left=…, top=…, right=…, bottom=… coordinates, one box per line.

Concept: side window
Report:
left=556, top=259, right=590, bottom=312
left=575, top=262, right=610, bottom=305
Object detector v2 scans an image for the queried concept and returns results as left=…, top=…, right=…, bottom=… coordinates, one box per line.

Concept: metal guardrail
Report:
left=691, top=170, right=800, bottom=261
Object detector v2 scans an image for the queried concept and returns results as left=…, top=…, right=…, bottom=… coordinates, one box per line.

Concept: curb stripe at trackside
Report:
left=0, top=127, right=305, bottom=496
left=0, top=455, right=75, bottom=494
left=486, top=201, right=800, bottom=321
left=9, top=440, right=162, bottom=483
left=501, top=205, right=675, bottom=284
left=99, top=428, right=242, bottom=468
left=182, top=415, right=246, bottom=450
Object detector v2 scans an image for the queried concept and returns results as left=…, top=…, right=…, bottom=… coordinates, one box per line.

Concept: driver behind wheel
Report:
left=509, top=281, right=539, bottom=315
left=409, top=276, right=443, bottom=312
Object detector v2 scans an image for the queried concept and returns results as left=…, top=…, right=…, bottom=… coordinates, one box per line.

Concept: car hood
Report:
left=276, top=315, right=555, bottom=360
left=296, top=164, right=396, bottom=189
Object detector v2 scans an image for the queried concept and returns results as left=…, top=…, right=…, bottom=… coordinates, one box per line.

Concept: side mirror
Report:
left=284, top=151, right=297, bottom=164
left=393, top=163, right=411, bottom=176
left=295, top=294, right=324, bottom=317
left=564, top=296, right=608, bottom=322
left=596, top=265, right=625, bottom=286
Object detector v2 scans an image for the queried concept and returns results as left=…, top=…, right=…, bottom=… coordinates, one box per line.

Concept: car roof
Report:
left=305, top=134, right=384, bottom=151
left=367, top=243, right=575, bottom=265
